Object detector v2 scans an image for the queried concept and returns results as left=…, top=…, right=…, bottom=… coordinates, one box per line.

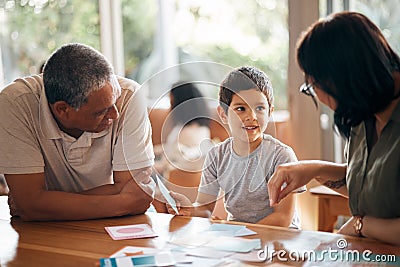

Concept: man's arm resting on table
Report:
left=5, top=170, right=154, bottom=221
left=257, top=193, right=296, bottom=227
left=81, top=167, right=152, bottom=195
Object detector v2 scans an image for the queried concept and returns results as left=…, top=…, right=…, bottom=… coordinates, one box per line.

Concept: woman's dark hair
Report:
left=297, top=11, right=400, bottom=138
left=169, top=82, right=210, bottom=127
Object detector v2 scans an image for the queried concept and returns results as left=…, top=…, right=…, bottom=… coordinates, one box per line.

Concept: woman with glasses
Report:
left=268, top=11, right=400, bottom=245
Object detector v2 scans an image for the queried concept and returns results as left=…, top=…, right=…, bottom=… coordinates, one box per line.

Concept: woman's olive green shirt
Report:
left=345, top=101, right=400, bottom=218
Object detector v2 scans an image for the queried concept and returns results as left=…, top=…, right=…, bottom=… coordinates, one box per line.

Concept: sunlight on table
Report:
left=0, top=221, right=18, bottom=265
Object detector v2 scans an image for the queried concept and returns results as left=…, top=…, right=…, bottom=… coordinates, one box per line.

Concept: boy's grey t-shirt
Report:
left=198, top=134, right=304, bottom=228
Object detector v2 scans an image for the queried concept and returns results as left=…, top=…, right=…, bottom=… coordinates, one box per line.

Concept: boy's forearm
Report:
left=190, top=205, right=213, bottom=218
left=256, top=211, right=293, bottom=227
left=190, top=193, right=217, bottom=218
left=183, top=201, right=215, bottom=218
left=256, top=196, right=294, bottom=227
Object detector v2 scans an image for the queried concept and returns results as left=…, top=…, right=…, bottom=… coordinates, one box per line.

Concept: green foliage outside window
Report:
left=0, top=0, right=100, bottom=76
left=3, top=0, right=398, bottom=108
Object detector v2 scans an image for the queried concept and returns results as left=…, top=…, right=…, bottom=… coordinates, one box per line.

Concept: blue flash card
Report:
left=100, top=253, right=175, bottom=267
left=131, top=255, right=156, bottom=266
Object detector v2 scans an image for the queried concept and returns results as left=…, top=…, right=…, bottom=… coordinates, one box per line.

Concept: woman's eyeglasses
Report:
left=299, top=82, right=318, bottom=108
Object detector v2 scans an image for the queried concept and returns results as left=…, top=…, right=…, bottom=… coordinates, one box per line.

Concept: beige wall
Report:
left=288, top=0, right=321, bottom=231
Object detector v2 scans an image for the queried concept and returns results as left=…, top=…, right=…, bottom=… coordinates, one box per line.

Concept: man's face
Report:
left=67, top=80, right=121, bottom=134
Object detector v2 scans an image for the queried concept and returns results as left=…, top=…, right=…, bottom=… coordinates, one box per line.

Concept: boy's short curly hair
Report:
left=219, top=66, right=274, bottom=113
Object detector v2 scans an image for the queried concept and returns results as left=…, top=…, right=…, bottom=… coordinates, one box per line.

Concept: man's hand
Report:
left=130, top=167, right=156, bottom=198
left=118, top=167, right=155, bottom=215
left=120, top=179, right=154, bottom=215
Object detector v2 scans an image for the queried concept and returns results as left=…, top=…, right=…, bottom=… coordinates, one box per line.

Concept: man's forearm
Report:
left=16, top=189, right=151, bottom=221
left=81, top=183, right=125, bottom=195
left=83, top=168, right=152, bottom=196
left=6, top=168, right=154, bottom=221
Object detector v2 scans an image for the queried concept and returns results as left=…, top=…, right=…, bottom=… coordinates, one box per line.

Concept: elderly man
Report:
left=0, top=43, right=155, bottom=221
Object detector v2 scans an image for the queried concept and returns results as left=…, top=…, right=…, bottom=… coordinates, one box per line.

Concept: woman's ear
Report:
left=217, top=105, right=228, bottom=124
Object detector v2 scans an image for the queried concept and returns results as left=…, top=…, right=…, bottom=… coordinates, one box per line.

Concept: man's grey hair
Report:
left=43, top=43, right=114, bottom=109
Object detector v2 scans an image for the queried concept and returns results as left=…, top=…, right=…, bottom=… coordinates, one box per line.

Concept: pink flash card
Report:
left=105, top=224, right=157, bottom=240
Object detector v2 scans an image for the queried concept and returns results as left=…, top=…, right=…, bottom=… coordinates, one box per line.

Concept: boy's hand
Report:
left=167, top=191, right=192, bottom=216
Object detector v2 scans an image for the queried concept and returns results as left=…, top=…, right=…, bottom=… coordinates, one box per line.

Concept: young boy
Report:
left=168, top=66, right=305, bottom=228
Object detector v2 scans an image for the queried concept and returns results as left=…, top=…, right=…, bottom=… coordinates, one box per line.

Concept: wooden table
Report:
left=310, top=185, right=351, bottom=232
left=1, top=196, right=399, bottom=266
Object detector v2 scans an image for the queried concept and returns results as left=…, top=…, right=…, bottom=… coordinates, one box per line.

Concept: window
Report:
left=123, top=0, right=289, bottom=109
left=351, top=0, right=400, bottom=53
left=0, top=0, right=100, bottom=86
left=317, top=0, right=400, bottom=163
left=2, top=0, right=397, bottom=108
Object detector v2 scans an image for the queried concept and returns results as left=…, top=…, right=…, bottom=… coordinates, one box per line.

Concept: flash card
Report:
left=105, top=224, right=157, bottom=240
left=100, top=252, right=176, bottom=267
left=155, top=174, right=179, bottom=214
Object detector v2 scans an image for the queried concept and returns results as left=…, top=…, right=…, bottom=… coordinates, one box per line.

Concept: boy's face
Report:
left=219, top=88, right=272, bottom=151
